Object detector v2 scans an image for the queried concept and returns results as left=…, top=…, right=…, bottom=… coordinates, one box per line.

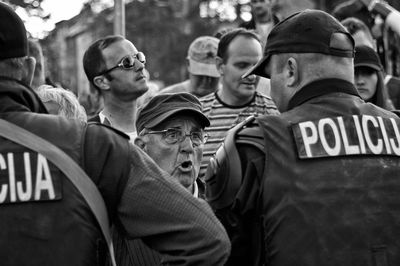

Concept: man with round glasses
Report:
left=83, top=35, right=148, bottom=140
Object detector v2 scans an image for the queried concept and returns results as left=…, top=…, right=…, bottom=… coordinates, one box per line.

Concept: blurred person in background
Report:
left=162, top=36, right=220, bottom=98
left=341, top=16, right=400, bottom=108
left=28, top=38, right=45, bottom=90
left=37, top=85, right=88, bottom=121
left=354, top=45, right=394, bottom=109
left=240, top=0, right=279, bottom=48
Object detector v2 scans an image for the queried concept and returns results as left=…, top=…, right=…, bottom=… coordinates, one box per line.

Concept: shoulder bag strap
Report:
left=0, top=119, right=116, bottom=266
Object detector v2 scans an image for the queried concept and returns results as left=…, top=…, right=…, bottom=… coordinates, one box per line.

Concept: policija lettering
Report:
left=0, top=152, right=61, bottom=204
left=292, top=115, right=400, bottom=159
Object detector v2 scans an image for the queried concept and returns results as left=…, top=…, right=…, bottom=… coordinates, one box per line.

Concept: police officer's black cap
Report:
left=354, top=45, right=383, bottom=72
left=243, top=9, right=355, bottom=79
left=0, top=2, right=28, bottom=60
left=136, top=92, right=210, bottom=133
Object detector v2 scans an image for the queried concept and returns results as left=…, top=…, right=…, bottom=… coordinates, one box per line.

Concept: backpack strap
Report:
left=0, top=118, right=116, bottom=266
left=205, top=115, right=264, bottom=209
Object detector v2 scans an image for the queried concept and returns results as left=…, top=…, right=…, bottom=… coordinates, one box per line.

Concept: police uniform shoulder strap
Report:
left=0, top=119, right=116, bottom=266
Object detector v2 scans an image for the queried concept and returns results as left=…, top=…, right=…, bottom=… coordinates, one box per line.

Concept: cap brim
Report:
left=354, top=63, right=381, bottom=72
left=188, top=59, right=220, bottom=78
left=145, top=108, right=210, bottom=129
left=242, top=55, right=271, bottom=79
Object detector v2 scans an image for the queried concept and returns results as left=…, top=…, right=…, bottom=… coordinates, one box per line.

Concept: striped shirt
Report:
left=199, top=91, right=279, bottom=179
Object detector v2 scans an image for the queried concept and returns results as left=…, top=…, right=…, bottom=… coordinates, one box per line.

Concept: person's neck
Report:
left=102, top=98, right=137, bottom=133
left=217, top=87, right=254, bottom=107
left=190, top=79, right=219, bottom=98
left=254, top=13, right=272, bottom=24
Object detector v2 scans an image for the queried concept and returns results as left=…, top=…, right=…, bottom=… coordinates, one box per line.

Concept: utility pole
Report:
left=114, top=0, right=125, bottom=36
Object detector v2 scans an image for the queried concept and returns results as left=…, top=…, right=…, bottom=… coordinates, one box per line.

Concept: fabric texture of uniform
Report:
left=216, top=78, right=400, bottom=265
left=0, top=77, right=231, bottom=265
left=199, top=91, right=279, bottom=179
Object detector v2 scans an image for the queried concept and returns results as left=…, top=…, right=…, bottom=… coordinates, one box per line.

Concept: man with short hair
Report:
left=0, top=3, right=230, bottom=265
left=162, top=36, right=220, bottom=98
left=199, top=28, right=279, bottom=179
left=206, top=9, right=400, bottom=265
left=83, top=35, right=148, bottom=140
left=114, top=93, right=211, bottom=265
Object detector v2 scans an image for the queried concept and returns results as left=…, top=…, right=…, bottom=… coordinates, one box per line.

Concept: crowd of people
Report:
left=1, top=0, right=400, bottom=265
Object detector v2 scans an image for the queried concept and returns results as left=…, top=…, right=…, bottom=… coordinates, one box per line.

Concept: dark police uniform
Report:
left=0, top=77, right=230, bottom=266
left=207, top=78, right=400, bottom=266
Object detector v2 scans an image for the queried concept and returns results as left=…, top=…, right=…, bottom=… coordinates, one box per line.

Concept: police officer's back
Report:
left=206, top=9, right=400, bottom=266
left=0, top=3, right=230, bottom=265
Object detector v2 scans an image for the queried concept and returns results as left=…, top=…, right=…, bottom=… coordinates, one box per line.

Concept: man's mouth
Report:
left=241, top=81, right=255, bottom=86
left=135, top=75, right=145, bottom=81
left=178, top=160, right=193, bottom=172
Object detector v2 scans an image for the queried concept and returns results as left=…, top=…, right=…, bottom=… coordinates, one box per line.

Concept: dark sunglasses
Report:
left=98, top=52, right=146, bottom=76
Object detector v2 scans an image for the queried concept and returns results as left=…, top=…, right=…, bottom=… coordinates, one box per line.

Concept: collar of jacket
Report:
left=0, top=76, right=48, bottom=114
left=288, top=78, right=361, bottom=110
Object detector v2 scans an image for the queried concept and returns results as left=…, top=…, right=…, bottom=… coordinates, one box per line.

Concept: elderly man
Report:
left=136, top=92, right=209, bottom=196
left=162, top=36, right=220, bottom=98
left=0, top=2, right=230, bottom=265
left=206, top=9, right=400, bottom=265
left=83, top=35, right=148, bottom=140
left=112, top=92, right=210, bottom=265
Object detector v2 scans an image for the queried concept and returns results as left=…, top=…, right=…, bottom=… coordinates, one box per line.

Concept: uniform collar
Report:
left=0, top=76, right=48, bottom=113
left=288, top=79, right=360, bottom=110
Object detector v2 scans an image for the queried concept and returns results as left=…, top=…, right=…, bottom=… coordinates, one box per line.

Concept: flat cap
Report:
left=136, top=92, right=210, bottom=133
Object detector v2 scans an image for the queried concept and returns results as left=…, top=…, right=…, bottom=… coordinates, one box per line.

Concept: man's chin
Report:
left=173, top=172, right=195, bottom=190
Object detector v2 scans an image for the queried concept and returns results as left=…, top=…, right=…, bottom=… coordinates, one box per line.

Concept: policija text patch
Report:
left=0, top=152, right=62, bottom=204
left=292, top=115, right=400, bottom=159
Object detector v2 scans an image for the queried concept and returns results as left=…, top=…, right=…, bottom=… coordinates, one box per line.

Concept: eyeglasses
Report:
left=143, top=128, right=208, bottom=146
left=98, top=52, right=146, bottom=76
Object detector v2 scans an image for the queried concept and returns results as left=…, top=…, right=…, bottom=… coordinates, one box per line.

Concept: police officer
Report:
left=206, top=9, right=400, bottom=266
left=0, top=3, right=230, bottom=266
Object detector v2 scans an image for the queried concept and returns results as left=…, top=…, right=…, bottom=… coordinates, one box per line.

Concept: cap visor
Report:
left=242, top=56, right=270, bottom=79
left=189, top=59, right=220, bottom=78
left=145, top=108, right=210, bottom=129
left=354, top=63, right=381, bottom=71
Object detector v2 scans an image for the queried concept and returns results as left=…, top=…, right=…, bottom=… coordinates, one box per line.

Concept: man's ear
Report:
left=215, top=56, right=224, bottom=76
left=286, top=57, right=299, bottom=87
left=134, top=137, right=147, bottom=151
left=93, top=75, right=111, bottom=91
left=23, top=56, right=36, bottom=87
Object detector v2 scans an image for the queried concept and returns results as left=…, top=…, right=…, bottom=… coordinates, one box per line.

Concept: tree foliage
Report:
left=5, top=0, right=49, bottom=18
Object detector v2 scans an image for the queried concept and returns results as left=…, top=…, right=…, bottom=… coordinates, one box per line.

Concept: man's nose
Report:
left=180, top=135, right=195, bottom=152
left=134, top=59, right=145, bottom=71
